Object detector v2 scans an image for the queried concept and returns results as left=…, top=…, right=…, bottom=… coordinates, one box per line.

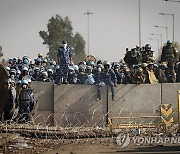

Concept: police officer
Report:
left=17, top=80, right=35, bottom=123
left=161, top=40, right=177, bottom=74
left=113, top=63, right=125, bottom=84
left=98, top=61, right=117, bottom=101
left=94, top=64, right=103, bottom=100
left=84, top=66, right=95, bottom=85
left=77, top=65, right=86, bottom=84
left=57, top=41, right=72, bottom=84
left=124, top=48, right=141, bottom=70
left=142, top=44, right=155, bottom=63
left=132, top=67, right=146, bottom=84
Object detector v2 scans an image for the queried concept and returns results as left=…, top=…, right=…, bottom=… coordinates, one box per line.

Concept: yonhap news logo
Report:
left=116, top=133, right=180, bottom=148
left=116, top=133, right=130, bottom=148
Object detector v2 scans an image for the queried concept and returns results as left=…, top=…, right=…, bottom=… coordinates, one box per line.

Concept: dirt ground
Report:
left=1, top=133, right=180, bottom=154
left=0, top=123, right=180, bottom=154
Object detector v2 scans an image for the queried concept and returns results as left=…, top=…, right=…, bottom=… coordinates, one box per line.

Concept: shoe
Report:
left=96, top=98, right=101, bottom=101
left=112, top=95, right=115, bottom=101
left=111, top=98, right=115, bottom=101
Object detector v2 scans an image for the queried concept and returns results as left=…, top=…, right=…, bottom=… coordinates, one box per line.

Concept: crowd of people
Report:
left=2, top=40, right=180, bottom=122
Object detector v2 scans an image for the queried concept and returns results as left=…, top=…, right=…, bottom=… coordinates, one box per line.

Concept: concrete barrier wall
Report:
left=54, top=84, right=106, bottom=127
left=31, top=82, right=180, bottom=126
left=31, top=82, right=54, bottom=125
left=108, top=84, right=161, bottom=124
left=162, top=83, right=180, bottom=122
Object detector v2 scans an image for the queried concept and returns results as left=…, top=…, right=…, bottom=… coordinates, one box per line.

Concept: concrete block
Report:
left=54, top=84, right=106, bottom=126
left=162, top=83, right=180, bottom=122
left=108, top=84, right=161, bottom=123
left=31, top=81, right=54, bottom=111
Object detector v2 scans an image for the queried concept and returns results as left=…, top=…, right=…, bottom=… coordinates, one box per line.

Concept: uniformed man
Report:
left=17, top=80, right=35, bottom=123
left=84, top=66, right=95, bottom=85
left=122, top=67, right=132, bottom=84
left=97, top=61, right=117, bottom=101
left=161, top=40, right=177, bottom=74
left=94, top=64, right=103, bottom=100
left=132, top=67, right=146, bottom=84
left=113, top=63, right=125, bottom=84
left=68, top=67, right=78, bottom=84
left=57, top=41, right=72, bottom=84
left=142, top=44, right=155, bottom=63
left=154, top=63, right=167, bottom=83
left=77, top=65, right=86, bottom=84
left=124, top=48, right=140, bottom=70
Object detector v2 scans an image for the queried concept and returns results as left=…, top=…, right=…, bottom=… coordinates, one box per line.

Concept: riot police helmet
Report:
left=97, top=60, right=103, bottom=65
left=73, top=65, right=79, bottom=72
left=5, top=66, right=10, bottom=71
left=10, top=69, right=16, bottom=76
left=21, top=79, right=28, bottom=85
left=47, top=68, right=53, bottom=74
left=23, top=58, right=30, bottom=64
left=36, top=58, right=42, bottom=63
left=87, top=60, right=95, bottom=67
left=62, top=40, right=67, bottom=44
left=38, top=53, right=43, bottom=58
left=22, top=67, right=28, bottom=71
left=167, top=40, right=172, bottom=44
left=103, top=61, right=111, bottom=68
left=145, top=44, right=151, bottom=51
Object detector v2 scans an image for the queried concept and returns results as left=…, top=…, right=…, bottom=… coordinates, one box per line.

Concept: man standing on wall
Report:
left=57, top=41, right=72, bottom=84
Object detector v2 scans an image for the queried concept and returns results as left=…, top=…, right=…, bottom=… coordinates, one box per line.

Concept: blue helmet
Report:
left=87, top=60, right=95, bottom=67
left=21, top=79, right=28, bottom=85
left=23, top=58, right=30, bottom=64
left=47, top=68, right=53, bottom=73
left=167, top=40, right=172, bottom=44
left=22, top=67, right=28, bottom=71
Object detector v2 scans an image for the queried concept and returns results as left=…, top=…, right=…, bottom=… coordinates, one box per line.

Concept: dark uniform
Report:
left=161, top=40, right=177, bottom=74
left=17, top=80, right=34, bottom=123
left=57, top=41, right=72, bottom=84
left=96, top=61, right=117, bottom=101
left=124, top=48, right=141, bottom=70
left=142, top=44, right=155, bottom=63
left=132, top=67, right=146, bottom=84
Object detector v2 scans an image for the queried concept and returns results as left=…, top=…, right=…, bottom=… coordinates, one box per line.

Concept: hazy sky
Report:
left=0, top=0, right=180, bottom=62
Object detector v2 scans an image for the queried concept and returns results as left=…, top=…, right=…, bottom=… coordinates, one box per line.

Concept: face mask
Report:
left=10, top=74, right=15, bottom=78
left=43, top=63, right=47, bottom=67
left=97, top=67, right=102, bottom=72
left=22, top=85, right=27, bottom=89
left=63, top=43, right=67, bottom=49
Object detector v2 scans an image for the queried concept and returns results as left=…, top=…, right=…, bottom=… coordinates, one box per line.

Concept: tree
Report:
left=39, top=15, right=86, bottom=64
left=0, top=46, right=3, bottom=58
left=72, top=33, right=86, bottom=64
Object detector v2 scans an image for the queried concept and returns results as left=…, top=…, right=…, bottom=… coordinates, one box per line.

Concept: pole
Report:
left=150, top=33, right=162, bottom=49
left=159, top=13, right=175, bottom=42
left=87, top=14, right=89, bottom=56
left=160, top=34, right=162, bottom=49
left=172, top=14, right=175, bottom=42
left=84, top=11, right=93, bottom=56
left=139, top=0, right=141, bottom=47
left=148, top=38, right=160, bottom=53
left=166, top=27, right=168, bottom=40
